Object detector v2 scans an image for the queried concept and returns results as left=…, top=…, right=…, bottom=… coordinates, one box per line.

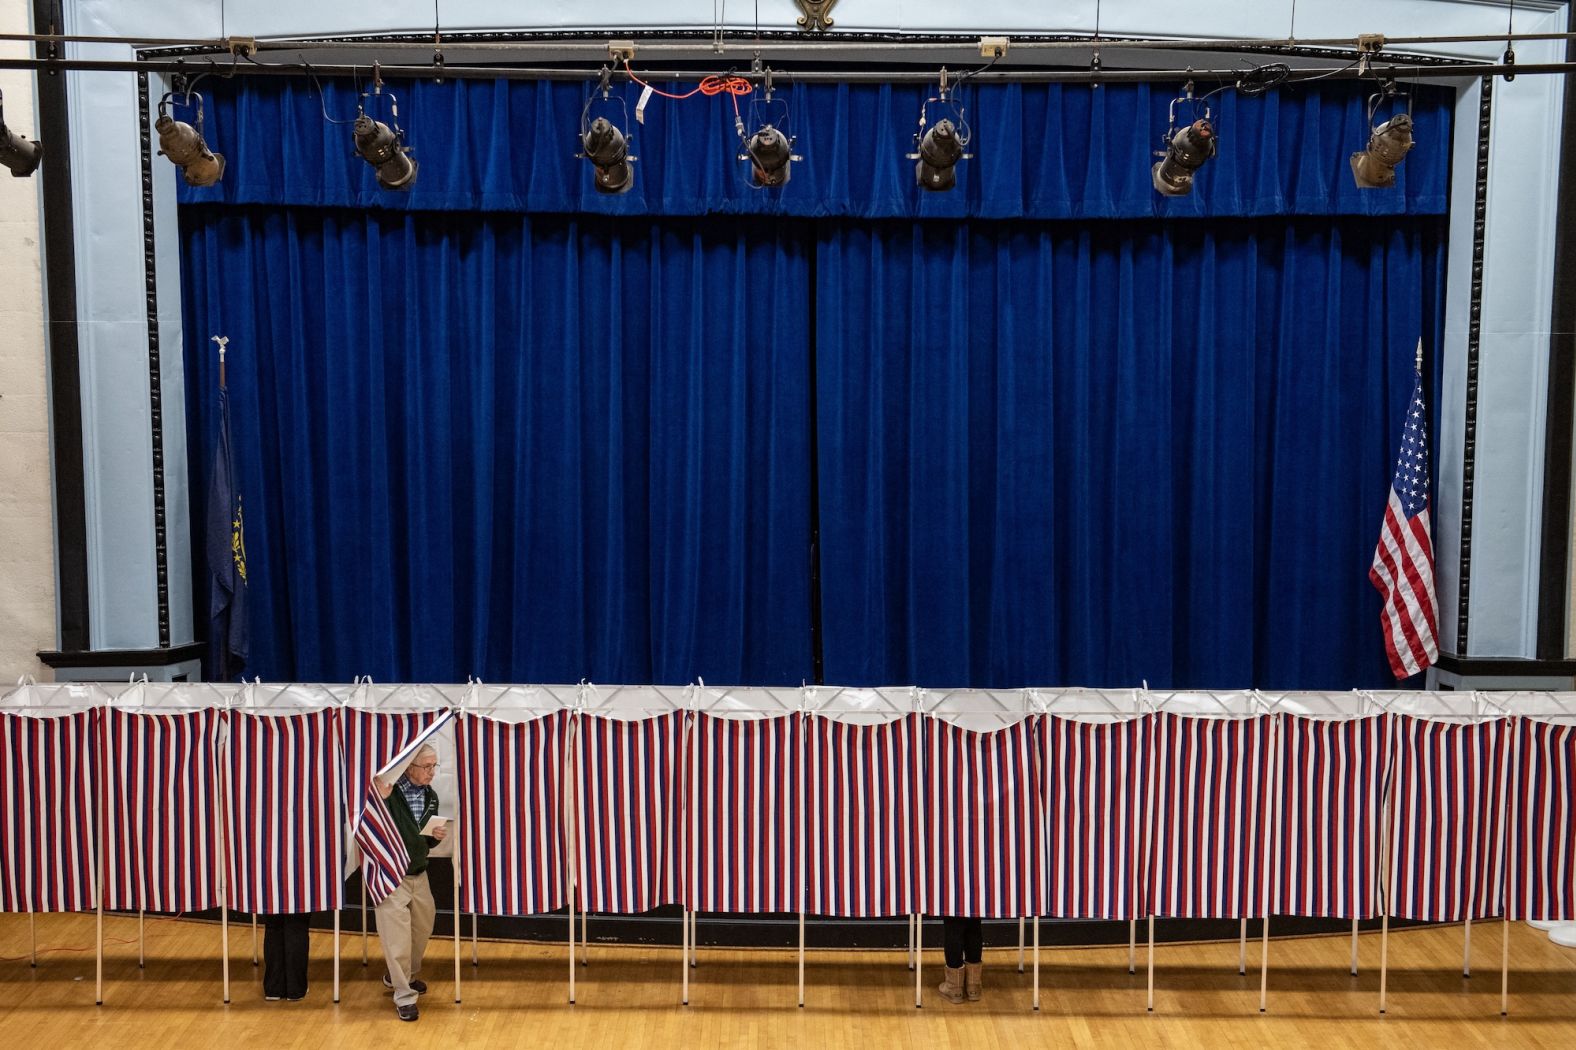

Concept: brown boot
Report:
left=936, top=965, right=966, bottom=1004
left=964, top=962, right=983, bottom=1002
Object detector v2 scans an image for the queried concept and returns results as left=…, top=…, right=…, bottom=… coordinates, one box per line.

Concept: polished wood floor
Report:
left=2, top=913, right=1574, bottom=1047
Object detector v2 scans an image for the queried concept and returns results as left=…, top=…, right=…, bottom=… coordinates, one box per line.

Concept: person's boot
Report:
left=937, top=965, right=966, bottom=1004
left=964, top=962, right=983, bottom=1002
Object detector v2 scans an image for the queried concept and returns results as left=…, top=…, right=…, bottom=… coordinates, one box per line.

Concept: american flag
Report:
left=1370, top=346, right=1439, bottom=678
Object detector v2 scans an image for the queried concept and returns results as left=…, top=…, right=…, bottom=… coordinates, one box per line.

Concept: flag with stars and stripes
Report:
left=1369, top=348, right=1439, bottom=679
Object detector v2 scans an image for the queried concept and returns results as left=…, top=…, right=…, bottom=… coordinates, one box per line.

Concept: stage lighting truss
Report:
left=1152, top=82, right=1217, bottom=197
left=1350, top=81, right=1415, bottom=190
left=578, top=66, right=636, bottom=195
left=0, top=88, right=41, bottom=177
left=155, top=90, right=224, bottom=187
left=354, top=66, right=418, bottom=191
left=907, top=68, right=973, bottom=192
left=734, top=68, right=800, bottom=189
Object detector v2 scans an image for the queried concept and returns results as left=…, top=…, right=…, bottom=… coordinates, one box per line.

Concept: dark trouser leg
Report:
left=943, top=917, right=966, bottom=969
left=963, top=917, right=983, bottom=965
left=263, top=914, right=288, bottom=998
left=282, top=913, right=311, bottom=998
left=263, top=913, right=312, bottom=999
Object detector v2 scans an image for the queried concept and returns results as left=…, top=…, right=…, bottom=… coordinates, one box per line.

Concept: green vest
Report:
left=385, top=782, right=439, bottom=876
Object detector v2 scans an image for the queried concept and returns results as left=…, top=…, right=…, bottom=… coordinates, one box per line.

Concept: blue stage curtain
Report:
left=181, top=73, right=1452, bottom=689
left=179, top=78, right=1450, bottom=219
left=181, top=208, right=813, bottom=684
left=814, top=217, right=1447, bottom=689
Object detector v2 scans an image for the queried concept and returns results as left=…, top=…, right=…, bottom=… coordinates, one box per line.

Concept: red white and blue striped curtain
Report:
left=805, top=713, right=921, bottom=917
left=1273, top=714, right=1391, bottom=919
left=225, top=709, right=343, bottom=913
left=924, top=717, right=1043, bottom=918
left=457, top=711, right=570, bottom=915
left=1387, top=716, right=1510, bottom=921
left=103, top=708, right=223, bottom=912
left=1506, top=719, right=1575, bottom=921
left=1042, top=715, right=1148, bottom=920
left=341, top=708, right=448, bottom=906
left=689, top=713, right=801, bottom=914
left=1147, top=714, right=1275, bottom=919
left=0, top=711, right=98, bottom=912
left=576, top=711, right=688, bottom=913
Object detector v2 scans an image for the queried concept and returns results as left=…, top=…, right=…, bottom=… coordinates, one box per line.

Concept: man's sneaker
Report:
left=396, top=1003, right=419, bottom=1022
left=383, top=973, right=427, bottom=994
left=264, top=995, right=283, bottom=1002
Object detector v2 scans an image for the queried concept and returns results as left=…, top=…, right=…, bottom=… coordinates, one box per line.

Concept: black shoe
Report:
left=286, top=993, right=307, bottom=1002
left=396, top=1003, right=419, bottom=1022
left=383, top=974, right=427, bottom=994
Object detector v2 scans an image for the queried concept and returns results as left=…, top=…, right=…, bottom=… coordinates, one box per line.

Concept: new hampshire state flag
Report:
left=206, top=384, right=249, bottom=680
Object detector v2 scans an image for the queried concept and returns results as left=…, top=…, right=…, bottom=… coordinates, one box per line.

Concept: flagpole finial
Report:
left=211, top=334, right=229, bottom=389
left=1415, top=337, right=1424, bottom=373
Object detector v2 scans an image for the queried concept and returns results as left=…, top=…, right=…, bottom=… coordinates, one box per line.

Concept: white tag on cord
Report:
left=636, top=84, right=653, bottom=124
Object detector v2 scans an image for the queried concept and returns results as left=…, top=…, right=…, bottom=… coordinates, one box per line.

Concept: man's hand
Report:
left=431, top=824, right=448, bottom=842
left=373, top=776, right=393, bottom=800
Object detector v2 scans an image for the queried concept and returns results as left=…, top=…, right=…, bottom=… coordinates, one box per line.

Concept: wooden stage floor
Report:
left=2, top=913, right=1574, bottom=1048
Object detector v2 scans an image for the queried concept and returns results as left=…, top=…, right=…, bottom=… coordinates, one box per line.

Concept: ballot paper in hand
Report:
left=420, top=815, right=449, bottom=837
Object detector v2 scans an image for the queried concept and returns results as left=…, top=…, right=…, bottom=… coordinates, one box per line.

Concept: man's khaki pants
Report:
left=375, top=871, right=435, bottom=1008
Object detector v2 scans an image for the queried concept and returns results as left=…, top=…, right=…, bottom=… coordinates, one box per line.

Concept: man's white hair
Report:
left=412, top=743, right=437, bottom=763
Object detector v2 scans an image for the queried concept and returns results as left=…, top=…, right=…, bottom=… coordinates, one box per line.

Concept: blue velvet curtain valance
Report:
left=177, top=77, right=1451, bottom=219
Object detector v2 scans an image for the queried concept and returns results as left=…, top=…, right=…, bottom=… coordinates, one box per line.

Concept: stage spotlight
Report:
left=744, top=124, right=793, bottom=187
left=582, top=116, right=633, bottom=195
left=353, top=115, right=418, bottom=191
left=1350, top=112, right=1414, bottom=189
left=908, top=70, right=972, bottom=193
left=156, top=94, right=223, bottom=187
left=916, top=118, right=965, bottom=192
left=1152, top=118, right=1216, bottom=197
left=0, top=91, right=40, bottom=177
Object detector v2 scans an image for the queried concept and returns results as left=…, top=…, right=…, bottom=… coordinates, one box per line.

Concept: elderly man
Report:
left=371, top=743, right=447, bottom=1022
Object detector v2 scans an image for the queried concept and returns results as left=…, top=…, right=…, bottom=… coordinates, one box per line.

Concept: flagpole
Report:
left=360, top=867, right=369, bottom=965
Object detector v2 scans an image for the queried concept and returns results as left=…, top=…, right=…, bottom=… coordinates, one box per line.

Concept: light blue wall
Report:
left=59, top=0, right=1570, bottom=664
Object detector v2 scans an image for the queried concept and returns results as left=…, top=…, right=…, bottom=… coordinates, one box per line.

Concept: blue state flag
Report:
left=206, top=386, right=249, bottom=680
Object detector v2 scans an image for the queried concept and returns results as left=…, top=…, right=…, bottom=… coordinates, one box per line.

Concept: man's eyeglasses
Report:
left=410, top=762, right=439, bottom=772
